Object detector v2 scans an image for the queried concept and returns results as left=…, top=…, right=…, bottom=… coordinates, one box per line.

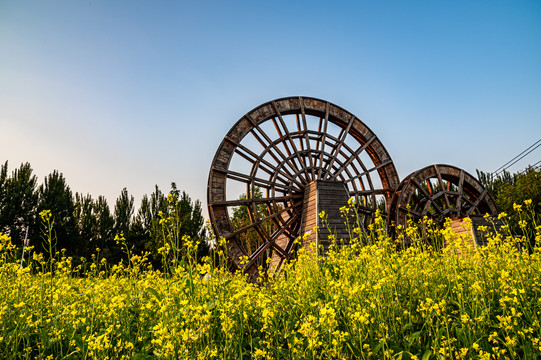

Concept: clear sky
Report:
left=1, top=1, right=540, bottom=217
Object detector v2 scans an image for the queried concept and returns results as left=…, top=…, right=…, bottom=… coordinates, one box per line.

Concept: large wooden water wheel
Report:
left=207, top=96, right=400, bottom=278
left=387, top=164, right=498, bottom=234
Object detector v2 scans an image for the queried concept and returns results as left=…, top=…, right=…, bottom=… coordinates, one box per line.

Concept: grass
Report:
left=0, top=201, right=540, bottom=359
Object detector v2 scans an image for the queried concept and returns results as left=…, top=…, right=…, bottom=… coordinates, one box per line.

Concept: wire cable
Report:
left=511, top=159, right=541, bottom=177
left=486, top=160, right=541, bottom=195
left=493, top=138, right=541, bottom=175
left=493, top=139, right=541, bottom=176
left=495, top=143, right=541, bottom=176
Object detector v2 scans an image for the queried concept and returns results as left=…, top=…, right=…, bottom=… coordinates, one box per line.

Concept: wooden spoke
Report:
left=271, top=101, right=312, bottom=181
left=333, top=135, right=377, bottom=178
left=246, top=242, right=272, bottom=266
left=224, top=201, right=302, bottom=240
left=434, top=165, right=452, bottom=210
left=227, top=137, right=297, bottom=184
left=210, top=195, right=300, bottom=207
left=466, top=189, right=487, bottom=216
left=299, top=99, right=317, bottom=180
left=398, top=205, right=422, bottom=219
left=270, top=118, right=294, bottom=158
left=322, top=116, right=355, bottom=180
left=425, top=179, right=434, bottom=196
left=247, top=116, right=310, bottom=184
left=214, top=168, right=301, bottom=193
left=456, top=169, right=465, bottom=213
left=421, top=199, right=432, bottom=216
left=317, top=103, right=330, bottom=180
left=349, top=188, right=394, bottom=197
left=344, top=160, right=393, bottom=185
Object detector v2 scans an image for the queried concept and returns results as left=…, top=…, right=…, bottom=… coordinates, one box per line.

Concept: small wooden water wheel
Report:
left=387, top=164, right=499, bottom=242
left=207, top=96, right=400, bottom=279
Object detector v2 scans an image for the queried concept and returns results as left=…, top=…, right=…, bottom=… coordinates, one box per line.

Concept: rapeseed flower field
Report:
left=1, top=201, right=540, bottom=359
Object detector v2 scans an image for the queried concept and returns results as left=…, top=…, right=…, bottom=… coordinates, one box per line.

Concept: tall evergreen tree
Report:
left=0, top=162, right=38, bottom=244
left=114, top=188, right=134, bottom=237
left=130, top=194, right=153, bottom=255
left=0, top=161, right=8, bottom=230
left=130, top=183, right=208, bottom=265
left=478, top=167, right=541, bottom=215
left=131, top=185, right=167, bottom=265
left=74, top=193, right=95, bottom=257
left=93, top=195, right=115, bottom=258
left=37, top=170, right=78, bottom=256
left=166, top=183, right=208, bottom=258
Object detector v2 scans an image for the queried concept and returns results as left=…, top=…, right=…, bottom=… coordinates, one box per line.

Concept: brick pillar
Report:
left=271, top=180, right=353, bottom=272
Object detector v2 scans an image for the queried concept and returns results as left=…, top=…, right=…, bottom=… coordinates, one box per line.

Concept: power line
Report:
left=493, top=138, right=541, bottom=174
left=488, top=161, right=540, bottom=181
left=493, top=138, right=541, bottom=176
left=512, top=160, right=541, bottom=177
left=495, top=143, right=541, bottom=176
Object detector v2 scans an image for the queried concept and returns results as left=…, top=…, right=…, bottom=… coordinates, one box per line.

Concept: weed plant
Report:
left=0, top=200, right=540, bottom=359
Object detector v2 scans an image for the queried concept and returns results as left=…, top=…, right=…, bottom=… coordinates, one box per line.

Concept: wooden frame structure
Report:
left=207, top=96, right=399, bottom=278
left=207, top=97, right=498, bottom=278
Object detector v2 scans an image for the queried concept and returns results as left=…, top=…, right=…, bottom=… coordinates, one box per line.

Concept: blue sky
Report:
left=1, top=1, right=540, bottom=216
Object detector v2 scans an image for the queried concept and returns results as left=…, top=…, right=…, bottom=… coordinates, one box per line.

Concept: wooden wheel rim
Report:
left=207, top=96, right=400, bottom=275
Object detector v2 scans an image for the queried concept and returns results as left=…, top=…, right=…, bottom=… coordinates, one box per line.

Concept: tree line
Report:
left=477, top=166, right=541, bottom=215
left=2, top=159, right=538, bottom=267
left=477, top=165, right=541, bottom=238
left=0, top=161, right=208, bottom=268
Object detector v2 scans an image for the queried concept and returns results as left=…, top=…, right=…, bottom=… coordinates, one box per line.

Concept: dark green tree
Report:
left=130, top=194, right=152, bottom=254
left=108, top=188, right=135, bottom=262
left=477, top=167, right=541, bottom=215
left=0, top=161, right=8, bottom=229
left=0, top=162, right=38, bottom=244
left=155, top=183, right=208, bottom=262
left=37, top=170, right=78, bottom=256
left=93, top=195, right=115, bottom=258
left=175, top=185, right=205, bottom=240
left=74, top=193, right=95, bottom=257
left=131, top=185, right=167, bottom=262
left=477, top=166, right=541, bottom=245
left=114, top=188, right=134, bottom=237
